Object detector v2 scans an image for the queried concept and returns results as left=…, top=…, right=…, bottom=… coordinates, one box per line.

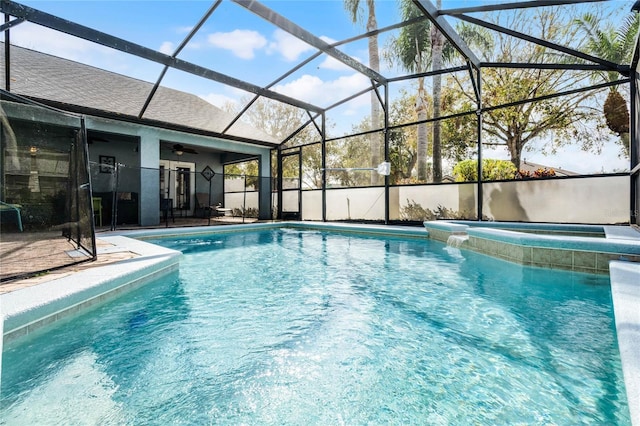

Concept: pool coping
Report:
left=0, top=236, right=181, bottom=364
left=1, top=221, right=638, bottom=424
left=1, top=236, right=181, bottom=338
left=610, top=261, right=640, bottom=426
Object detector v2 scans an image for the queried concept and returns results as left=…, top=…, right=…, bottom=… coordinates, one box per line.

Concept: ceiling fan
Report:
left=172, top=143, right=198, bottom=155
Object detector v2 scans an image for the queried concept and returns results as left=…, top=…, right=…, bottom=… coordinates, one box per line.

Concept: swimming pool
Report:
left=1, top=228, right=631, bottom=424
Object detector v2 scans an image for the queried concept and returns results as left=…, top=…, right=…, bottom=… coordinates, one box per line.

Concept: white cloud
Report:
left=159, top=41, right=174, bottom=55
left=9, top=24, right=163, bottom=82
left=10, top=24, right=109, bottom=62
left=273, top=72, right=370, bottom=107
left=177, top=26, right=194, bottom=34
left=199, top=92, right=239, bottom=110
left=186, top=41, right=204, bottom=50
left=319, top=55, right=359, bottom=71
left=207, top=29, right=266, bottom=59
left=267, top=29, right=313, bottom=61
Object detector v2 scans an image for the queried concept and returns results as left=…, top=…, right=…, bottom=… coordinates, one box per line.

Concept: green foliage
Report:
left=301, top=143, right=323, bottom=189
left=444, top=7, right=607, bottom=168
left=574, top=12, right=639, bottom=85
left=452, top=159, right=478, bottom=182
left=385, top=0, right=432, bottom=73
left=224, top=160, right=259, bottom=189
left=452, top=159, right=517, bottom=182
left=484, top=159, right=518, bottom=181
left=440, top=82, right=477, bottom=162
left=574, top=11, right=637, bottom=158
left=388, top=89, right=418, bottom=184
left=227, top=96, right=325, bottom=189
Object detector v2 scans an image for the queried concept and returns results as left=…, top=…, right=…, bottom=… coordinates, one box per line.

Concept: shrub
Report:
left=517, top=167, right=556, bottom=179
left=452, top=159, right=517, bottom=182
left=452, top=159, right=478, bottom=182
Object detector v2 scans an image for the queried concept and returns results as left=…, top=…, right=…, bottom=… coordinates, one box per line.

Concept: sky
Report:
left=9, top=0, right=637, bottom=174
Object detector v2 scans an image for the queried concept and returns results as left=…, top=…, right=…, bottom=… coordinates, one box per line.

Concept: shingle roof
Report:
left=0, top=43, right=278, bottom=145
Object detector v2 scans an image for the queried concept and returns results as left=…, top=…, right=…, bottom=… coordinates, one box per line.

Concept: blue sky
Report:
left=10, top=0, right=637, bottom=173
left=14, top=1, right=405, bottom=103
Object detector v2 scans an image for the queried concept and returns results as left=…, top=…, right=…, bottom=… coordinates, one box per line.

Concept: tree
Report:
left=224, top=97, right=320, bottom=189
left=228, top=98, right=316, bottom=142
left=439, top=81, right=478, bottom=164
left=452, top=8, right=605, bottom=169
left=224, top=159, right=259, bottom=189
left=452, top=158, right=517, bottom=182
left=388, top=89, right=419, bottom=184
left=387, top=5, right=491, bottom=182
left=430, top=0, right=444, bottom=183
left=344, top=0, right=383, bottom=185
left=386, top=0, right=432, bottom=182
left=360, top=81, right=476, bottom=183
left=323, top=118, right=379, bottom=188
left=440, top=22, right=492, bottom=166
left=574, top=12, right=639, bottom=157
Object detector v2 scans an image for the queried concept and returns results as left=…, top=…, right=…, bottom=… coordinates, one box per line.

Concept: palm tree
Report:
left=344, top=0, right=383, bottom=185
left=387, top=3, right=492, bottom=182
left=575, top=12, right=639, bottom=157
left=387, top=0, right=432, bottom=182
left=430, top=0, right=444, bottom=183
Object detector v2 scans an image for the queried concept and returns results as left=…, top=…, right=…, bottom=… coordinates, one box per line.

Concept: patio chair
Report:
left=194, top=193, right=219, bottom=218
left=0, top=200, right=23, bottom=231
left=160, top=198, right=175, bottom=223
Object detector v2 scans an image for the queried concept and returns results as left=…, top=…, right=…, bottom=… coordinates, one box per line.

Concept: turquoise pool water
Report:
left=1, top=229, right=630, bottom=424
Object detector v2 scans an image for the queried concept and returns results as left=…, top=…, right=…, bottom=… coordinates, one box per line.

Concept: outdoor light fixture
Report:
left=29, top=146, right=38, bottom=155
left=172, top=143, right=197, bottom=155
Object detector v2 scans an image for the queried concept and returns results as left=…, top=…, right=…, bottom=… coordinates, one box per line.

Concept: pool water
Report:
left=1, top=229, right=630, bottom=424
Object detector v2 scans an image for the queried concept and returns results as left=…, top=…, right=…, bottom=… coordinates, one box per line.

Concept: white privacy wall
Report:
left=297, top=176, right=628, bottom=224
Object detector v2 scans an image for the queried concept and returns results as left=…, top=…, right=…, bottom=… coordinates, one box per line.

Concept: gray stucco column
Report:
left=139, top=133, right=160, bottom=226
left=259, top=151, right=272, bottom=220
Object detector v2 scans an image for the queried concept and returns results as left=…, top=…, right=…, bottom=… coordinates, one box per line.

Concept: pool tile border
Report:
left=124, top=220, right=429, bottom=240
left=424, top=221, right=640, bottom=274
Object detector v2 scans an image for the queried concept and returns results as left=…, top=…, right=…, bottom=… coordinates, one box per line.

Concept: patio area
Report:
left=0, top=215, right=260, bottom=287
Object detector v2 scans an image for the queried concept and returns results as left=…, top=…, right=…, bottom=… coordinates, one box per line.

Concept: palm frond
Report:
left=616, top=13, right=640, bottom=62
left=575, top=11, right=637, bottom=64
left=343, top=0, right=362, bottom=24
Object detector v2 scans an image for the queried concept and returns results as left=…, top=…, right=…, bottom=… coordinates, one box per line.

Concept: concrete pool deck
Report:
left=1, top=221, right=639, bottom=425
